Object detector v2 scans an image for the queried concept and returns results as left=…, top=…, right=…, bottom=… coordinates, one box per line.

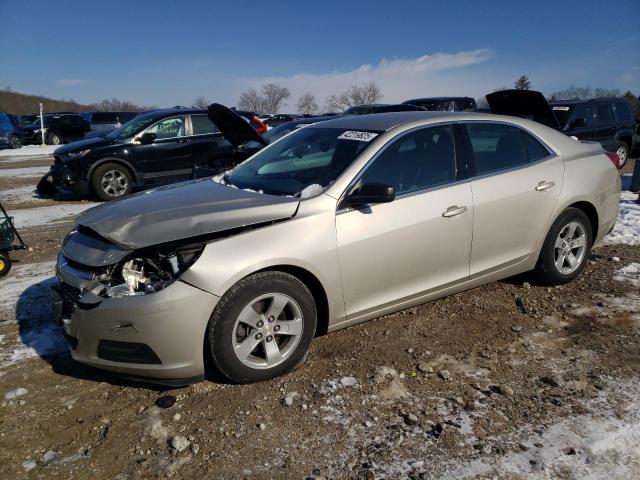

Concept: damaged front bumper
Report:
left=37, top=159, right=89, bottom=197
left=53, top=255, right=219, bottom=383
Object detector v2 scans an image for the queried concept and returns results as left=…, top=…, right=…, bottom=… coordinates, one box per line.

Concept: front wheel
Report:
left=8, top=134, right=21, bottom=149
left=90, top=162, right=133, bottom=201
left=206, top=271, right=317, bottom=383
left=615, top=142, right=629, bottom=169
left=0, top=252, right=12, bottom=277
left=47, top=132, right=62, bottom=145
left=533, top=208, right=592, bottom=285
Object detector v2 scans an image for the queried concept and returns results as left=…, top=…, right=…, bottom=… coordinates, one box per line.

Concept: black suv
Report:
left=37, top=106, right=265, bottom=201
left=21, top=113, right=90, bottom=145
left=487, top=90, right=637, bottom=167
left=81, top=111, right=139, bottom=132
left=402, top=97, right=477, bottom=112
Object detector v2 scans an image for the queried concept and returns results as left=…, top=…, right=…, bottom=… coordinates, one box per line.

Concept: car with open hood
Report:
left=487, top=90, right=636, bottom=167
left=52, top=111, right=620, bottom=385
left=37, top=105, right=266, bottom=200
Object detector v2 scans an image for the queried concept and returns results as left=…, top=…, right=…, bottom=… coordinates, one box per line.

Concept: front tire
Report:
left=533, top=208, right=592, bottom=285
left=206, top=271, right=317, bottom=383
left=47, top=132, right=62, bottom=145
left=615, top=142, right=629, bottom=168
left=90, top=162, right=133, bottom=201
left=8, top=134, right=21, bottom=149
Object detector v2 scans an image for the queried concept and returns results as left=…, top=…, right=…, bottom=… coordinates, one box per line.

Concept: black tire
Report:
left=90, top=162, right=133, bottom=201
left=47, top=132, right=62, bottom=145
left=8, top=134, right=21, bottom=149
left=533, top=207, right=593, bottom=285
left=0, top=252, right=12, bottom=277
left=615, top=142, right=629, bottom=168
left=206, top=271, right=317, bottom=384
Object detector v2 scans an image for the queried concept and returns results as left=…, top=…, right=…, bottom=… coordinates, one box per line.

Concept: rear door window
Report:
left=596, top=104, right=613, bottom=125
left=466, top=123, right=527, bottom=175
left=190, top=114, right=219, bottom=135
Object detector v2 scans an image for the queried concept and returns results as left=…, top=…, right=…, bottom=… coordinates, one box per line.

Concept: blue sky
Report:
left=1, top=0, right=638, bottom=109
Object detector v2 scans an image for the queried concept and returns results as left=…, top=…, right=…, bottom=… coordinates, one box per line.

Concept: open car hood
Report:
left=486, top=90, right=561, bottom=130
left=74, top=179, right=299, bottom=251
left=208, top=103, right=267, bottom=148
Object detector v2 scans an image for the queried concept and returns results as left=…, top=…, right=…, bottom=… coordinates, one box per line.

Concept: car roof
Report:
left=305, top=111, right=480, bottom=131
left=404, top=97, right=472, bottom=103
left=549, top=98, right=625, bottom=105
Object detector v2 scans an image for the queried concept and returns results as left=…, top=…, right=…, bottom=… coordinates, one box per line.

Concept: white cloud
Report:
left=55, top=79, right=85, bottom=87
left=233, top=49, right=498, bottom=108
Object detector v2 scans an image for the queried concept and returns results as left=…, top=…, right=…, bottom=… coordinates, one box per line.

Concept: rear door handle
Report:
left=535, top=181, right=555, bottom=191
left=442, top=205, right=468, bottom=218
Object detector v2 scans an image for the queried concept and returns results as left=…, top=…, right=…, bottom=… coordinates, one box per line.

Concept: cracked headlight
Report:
left=103, top=243, right=205, bottom=298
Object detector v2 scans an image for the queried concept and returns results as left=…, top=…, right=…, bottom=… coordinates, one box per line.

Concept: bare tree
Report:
left=237, top=87, right=263, bottom=113
left=593, top=87, right=620, bottom=98
left=296, top=93, right=318, bottom=115
left=325, top=81, right=383, bottom=112
left=260, top=83, right=290, bottom=114
left=549, top=85, right=622, bottom=101
left=514, top=75, right=532, bottom=90
left=192, top=96, right=209, bottom=108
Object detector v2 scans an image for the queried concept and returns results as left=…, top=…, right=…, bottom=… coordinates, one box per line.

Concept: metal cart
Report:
left=0, top=203, right=27, bottom=276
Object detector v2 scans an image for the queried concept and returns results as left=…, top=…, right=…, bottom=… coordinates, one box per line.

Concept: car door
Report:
left=594, top=103, right=616, bottom=150
left=134, top=115, right=193, bottom=184
left=464, top=122, right=564, bottom=276
left=336, top=125, right=473, bottom=319
left=188, top=113, right=235, bottom=174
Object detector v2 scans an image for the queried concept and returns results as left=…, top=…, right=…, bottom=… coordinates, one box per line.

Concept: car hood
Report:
left=486, top=89, right=561, bottom=130
left=208, top=103, right=267, bottom=148
left=75, top=179, right=299, bottom=250
left=54, top=136, right=114, bottom=154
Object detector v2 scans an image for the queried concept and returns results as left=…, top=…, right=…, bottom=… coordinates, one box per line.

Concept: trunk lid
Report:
left=208, top=103, right=267, bottom=148
left=486, top=89, right=561, bottom=130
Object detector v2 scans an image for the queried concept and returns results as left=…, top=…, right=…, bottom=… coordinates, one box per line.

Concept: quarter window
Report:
left=144, top=116, right=185, bottom=139
left=523, top=131, right=551, bottom=162
left=190, top=114, right=219, bottom=135
left=359, top=126, right=456, bottom=194
left=466, top=123, right=527, bottom=174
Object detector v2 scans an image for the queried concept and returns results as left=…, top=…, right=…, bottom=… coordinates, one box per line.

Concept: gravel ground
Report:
left=0, top=152, right=638, bottom=480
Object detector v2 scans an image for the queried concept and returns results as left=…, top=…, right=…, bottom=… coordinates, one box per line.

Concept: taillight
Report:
left=605, top=152, right=621, bottom=170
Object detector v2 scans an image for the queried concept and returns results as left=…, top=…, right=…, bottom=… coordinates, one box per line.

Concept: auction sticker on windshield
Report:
left=552, top=106, right=570, bottom=111
left=338, top=131, right=379, bottom=142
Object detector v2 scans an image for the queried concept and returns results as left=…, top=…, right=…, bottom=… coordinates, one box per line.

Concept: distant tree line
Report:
left=0, top=87, right=156, bottom=115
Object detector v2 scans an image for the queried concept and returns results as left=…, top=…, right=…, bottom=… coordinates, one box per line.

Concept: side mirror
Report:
left=344, top=182, right=395, bottom=208
left=569, top=118, right=586, bottom=129
left=138, top=132, right=156, bottom=145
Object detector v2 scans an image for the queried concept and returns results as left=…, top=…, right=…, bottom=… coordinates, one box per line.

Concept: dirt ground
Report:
left=0, top=153, right=639, bottom=479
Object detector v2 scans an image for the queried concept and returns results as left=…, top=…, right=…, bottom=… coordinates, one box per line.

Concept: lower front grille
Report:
left=60, top=282, right=81, bottom=316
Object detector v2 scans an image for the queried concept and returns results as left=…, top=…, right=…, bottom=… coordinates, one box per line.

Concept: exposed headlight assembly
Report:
left=104, top=243, right=205, bottom=298
left=66, top=149, right=92, bottom=160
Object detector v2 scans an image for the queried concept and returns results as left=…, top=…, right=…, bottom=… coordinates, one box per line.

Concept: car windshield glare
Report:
left=228, top=127, right=381, bottom=196
left=106, top=113, right=158, bottom=140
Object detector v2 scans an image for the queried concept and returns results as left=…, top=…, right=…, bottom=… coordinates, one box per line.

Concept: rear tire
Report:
left=90, top=163, right=133, bottom=201
left=47, top=132, right=62, bottom=145
left=206, top=271, right=317, bottom=384
left=615, top=142, right=629, bottom=168
left=8, top=134, right=21, bottom=149
left=533, top=208, right=592, bottom=285
left=0, top=252, right=12, bottom=277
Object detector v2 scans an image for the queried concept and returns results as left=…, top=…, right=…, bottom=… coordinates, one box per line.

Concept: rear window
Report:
left=612, top=102, right=633, bottom=122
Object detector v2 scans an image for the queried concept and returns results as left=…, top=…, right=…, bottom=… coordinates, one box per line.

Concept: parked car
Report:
left=37, top=106, right=265, bottom=201
left=14, top=114, right=38, bottom=127
left=81, top=111, right=139, bottom=132
left=0, top=113, right=24, bottom=149
left=21, top=113, right=90, bottom=145
left=486, top=90, right=637, bottom=167
left=343, top=104, right=426, bottom=115
left=263, top=114, right=300, bottom=128
left=402, top=97, right=477, bottom=112
left=52, top=111, right=620, bottom=385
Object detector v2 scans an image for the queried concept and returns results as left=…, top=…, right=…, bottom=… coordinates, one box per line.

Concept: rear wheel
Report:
left=206, top=271, right=317, bottom=383
left=533, top=208, right=592, bottom=285
left=0, top=252, right=12, bottom=277
left=90, top=163, right=133, bottom=201
left=615, top=142, right=629, bottom=168
left=8, top=134, right=21, bottom=149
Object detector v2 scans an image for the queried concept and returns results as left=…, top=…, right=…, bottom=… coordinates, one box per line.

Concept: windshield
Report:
left=551, top=105, right=573, bottom=128
left=227, top=127, right=381, bottom=196
left=105, top=112, right=158, bottom=140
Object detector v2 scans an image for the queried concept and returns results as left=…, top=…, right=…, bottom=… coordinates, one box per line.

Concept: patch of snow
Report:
left=10, top=203, right=98, bottom=229
left=299, top=183, right=324, bottom=199
left=604, top=189, right=639, bottom=246
left=613, top=263, right=640, bottom=287
left=0, top=185, right=47, bottom=204
left=4, top=387, right=28, bottom=399
left=0, top=165, right=50, bottom=178
left=0, top=144, right=57, bottom=158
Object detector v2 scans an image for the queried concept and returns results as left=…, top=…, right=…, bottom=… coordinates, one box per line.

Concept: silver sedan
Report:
left=54, top=112, right=621, bottom=384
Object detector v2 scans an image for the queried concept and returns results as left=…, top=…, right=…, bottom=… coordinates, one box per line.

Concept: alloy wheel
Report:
left=553, top=221, right=587, bottom=274
left=232, top=293, right=304, bottom=369
left=616, top=145, right=627, bottom=167
left=101, top=169, right=129, bottom=197
left=50, top=134, right=61, bottom=145
left=9, top=135, right=20, bottom=149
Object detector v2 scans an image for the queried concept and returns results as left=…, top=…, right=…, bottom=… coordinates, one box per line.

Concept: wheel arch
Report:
left=86, top=157, right=142, bottom=185
left=566, top=200, right=599, bottom=241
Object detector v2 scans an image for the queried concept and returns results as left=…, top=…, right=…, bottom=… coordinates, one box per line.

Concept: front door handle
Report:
left=442, top=205, right=468, bottom=218
left=535, top=180, right=555, bottom=191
